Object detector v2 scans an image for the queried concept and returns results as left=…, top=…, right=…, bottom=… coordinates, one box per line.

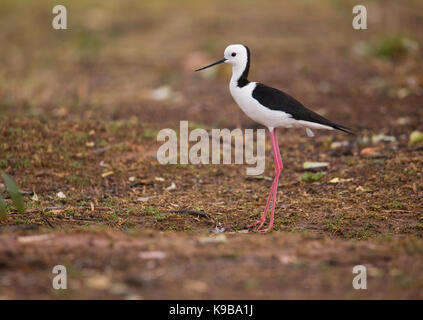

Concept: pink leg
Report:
left=247, top=174, right=276, bottom=228
left=248, top=128, right=283, bottom=233
left=247, top=130, right=278, bottom=229
left=267, top=130, right=283, bottom=231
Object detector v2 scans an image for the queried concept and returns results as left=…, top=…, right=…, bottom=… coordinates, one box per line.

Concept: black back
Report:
left=252, top=83, right=353, bottom=134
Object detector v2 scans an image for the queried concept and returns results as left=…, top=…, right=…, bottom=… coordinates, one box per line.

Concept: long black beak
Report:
left=195, top=58, right=227, bottom=72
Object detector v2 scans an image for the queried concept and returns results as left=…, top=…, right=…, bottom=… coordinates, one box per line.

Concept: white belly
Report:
left=230, top=82, right=297, bottom=130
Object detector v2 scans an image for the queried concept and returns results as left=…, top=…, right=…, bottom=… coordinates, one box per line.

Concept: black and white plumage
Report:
left=196, top=44, right=352, bottom=135
left=195, top=44, right=352, bottom=232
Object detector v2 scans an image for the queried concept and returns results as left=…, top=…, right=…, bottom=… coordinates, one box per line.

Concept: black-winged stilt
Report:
left=195, top=44, right=352, bottom=233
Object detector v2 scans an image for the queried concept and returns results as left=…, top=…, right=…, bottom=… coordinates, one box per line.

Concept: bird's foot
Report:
left=247, top=218, right=266, bottom=229
left=247, top=218, right=273, bottom=233
left=254, top=221, right=273, bottom=233
left=256, top=227, right=271, bottom=233
left=248, top=207, right=275, bottom=233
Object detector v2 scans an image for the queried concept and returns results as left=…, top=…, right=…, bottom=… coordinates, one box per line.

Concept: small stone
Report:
left=355, top=186, right=372, bottom=193
left=166, top=182, right=176, bottom=191
left=212, top=226, right=225, bottom=234
left=137, top=197, right=150, bottom=202
left=86, top=275, right=111, bottom=290
left=360, top=147, right=382, bottom=158
left=396, top=117, right=409, bottom=125
left=329, top=177, right=353, bottom=184
left=409, top=130, right=423, bottom=146
left=199, top=234, right=227, bottom=244
left=330, top=141, right=349, bottom=149
left=371, top=134, right=396, bottom=144
left=302, top=162, right=329, bottom=170
left=151, top=86, right=171, bottom=101
left=101, top=171, right=114, bottom=178
left=31, top=192, right=39, bottom=201
left=56, top=191, right=66, bottom=199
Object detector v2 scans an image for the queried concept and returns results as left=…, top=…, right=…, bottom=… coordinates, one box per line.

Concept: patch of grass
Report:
left=323, top=213, right=351, bottom=235
left=13, top=157, right=31, bottom=169
left=280, top=212, right=298, bottom=226
left=71, top=161, right=82, bottom=169
left=0, top=192, right=6, bottom=220
left=346, top=230, right=373, bottom=240
left=386, top=201, right=405, bottom=210
left=77, top=30, right=103, bottom=51
left=142, top=128, right=158, bottom=139
left=107, top=210, right=120, bottom=222
left=366, top=35, right=418, bottom=59
left=0, top=159, right=7, bottom=168
left=98, top=140, right=108, bottom=147
left=76, top=132, right=89, bottom=142
left=0, top=172, right=25, bottom=219
left=405, top=168, right=416, bottom=176
left=155, top=212, right=166, bottom=221
left=301, top=171, right=326, bottom=182
left=68, top=175, right=90, bottom=187
left=144, top=206, right=160, bottom=216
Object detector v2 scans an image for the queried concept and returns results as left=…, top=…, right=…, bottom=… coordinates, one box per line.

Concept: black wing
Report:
left=252, top=83, right=353, bottom=134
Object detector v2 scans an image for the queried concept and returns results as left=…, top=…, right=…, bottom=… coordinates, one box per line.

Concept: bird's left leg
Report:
left=256, top=128, right=283, bottom=233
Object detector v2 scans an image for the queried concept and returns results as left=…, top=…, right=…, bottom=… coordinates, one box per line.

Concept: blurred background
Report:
left=1, top=0, right=422, bottom=130
left=0, top=0, right=422, bottom=300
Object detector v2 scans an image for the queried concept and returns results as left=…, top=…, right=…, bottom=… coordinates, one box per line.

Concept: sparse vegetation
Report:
left=366, top=35, right=418, bottom=59
left=0, top=0, right=422, bottom=299
left=0, top=172, right=25, bottom=219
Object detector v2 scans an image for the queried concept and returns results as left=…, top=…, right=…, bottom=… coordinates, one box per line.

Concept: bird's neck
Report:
left=231, top=59, right=250, bottom=88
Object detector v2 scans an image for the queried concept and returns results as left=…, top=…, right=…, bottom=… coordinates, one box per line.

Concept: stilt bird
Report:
left=195, top=44, right=352, bottom=232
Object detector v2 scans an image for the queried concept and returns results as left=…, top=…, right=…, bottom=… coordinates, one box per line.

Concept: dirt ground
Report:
left=0, top=0, right=422, bottom=299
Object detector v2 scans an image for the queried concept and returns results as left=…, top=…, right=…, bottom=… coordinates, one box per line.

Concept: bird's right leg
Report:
left=247, top=129, right=277, bottom=229
left=256, top=129, right=282, bottom=233
left=247, top=178, right=275, bottom=229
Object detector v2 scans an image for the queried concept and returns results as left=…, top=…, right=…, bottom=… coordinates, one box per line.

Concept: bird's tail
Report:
left=331, top=122, right=355, bottom=135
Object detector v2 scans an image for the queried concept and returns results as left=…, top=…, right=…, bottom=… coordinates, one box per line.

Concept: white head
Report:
left=223, top=44, right=249, bottom=67
left=195, top=44, right=250, bottom=77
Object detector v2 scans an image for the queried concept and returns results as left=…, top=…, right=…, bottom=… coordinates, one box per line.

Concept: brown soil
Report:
left=0, top=0, right=422, bottom=299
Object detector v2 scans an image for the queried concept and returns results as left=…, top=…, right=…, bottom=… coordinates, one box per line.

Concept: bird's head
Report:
left=195, top=44, right=249, bottom=72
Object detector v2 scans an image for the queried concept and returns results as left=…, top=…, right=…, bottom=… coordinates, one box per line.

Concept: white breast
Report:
left=229, top=82, right=298, bottom=130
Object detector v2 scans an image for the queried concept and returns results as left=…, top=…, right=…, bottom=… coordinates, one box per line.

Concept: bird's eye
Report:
left=231, top=52, right=236, bottom=57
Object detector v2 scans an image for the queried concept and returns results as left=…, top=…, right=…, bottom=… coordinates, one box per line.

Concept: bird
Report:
left=195, top=44, right=353, bottom=233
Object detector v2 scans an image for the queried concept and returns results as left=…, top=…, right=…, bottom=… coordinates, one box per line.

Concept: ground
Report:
left=0, top=0, right=422, bottom=299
